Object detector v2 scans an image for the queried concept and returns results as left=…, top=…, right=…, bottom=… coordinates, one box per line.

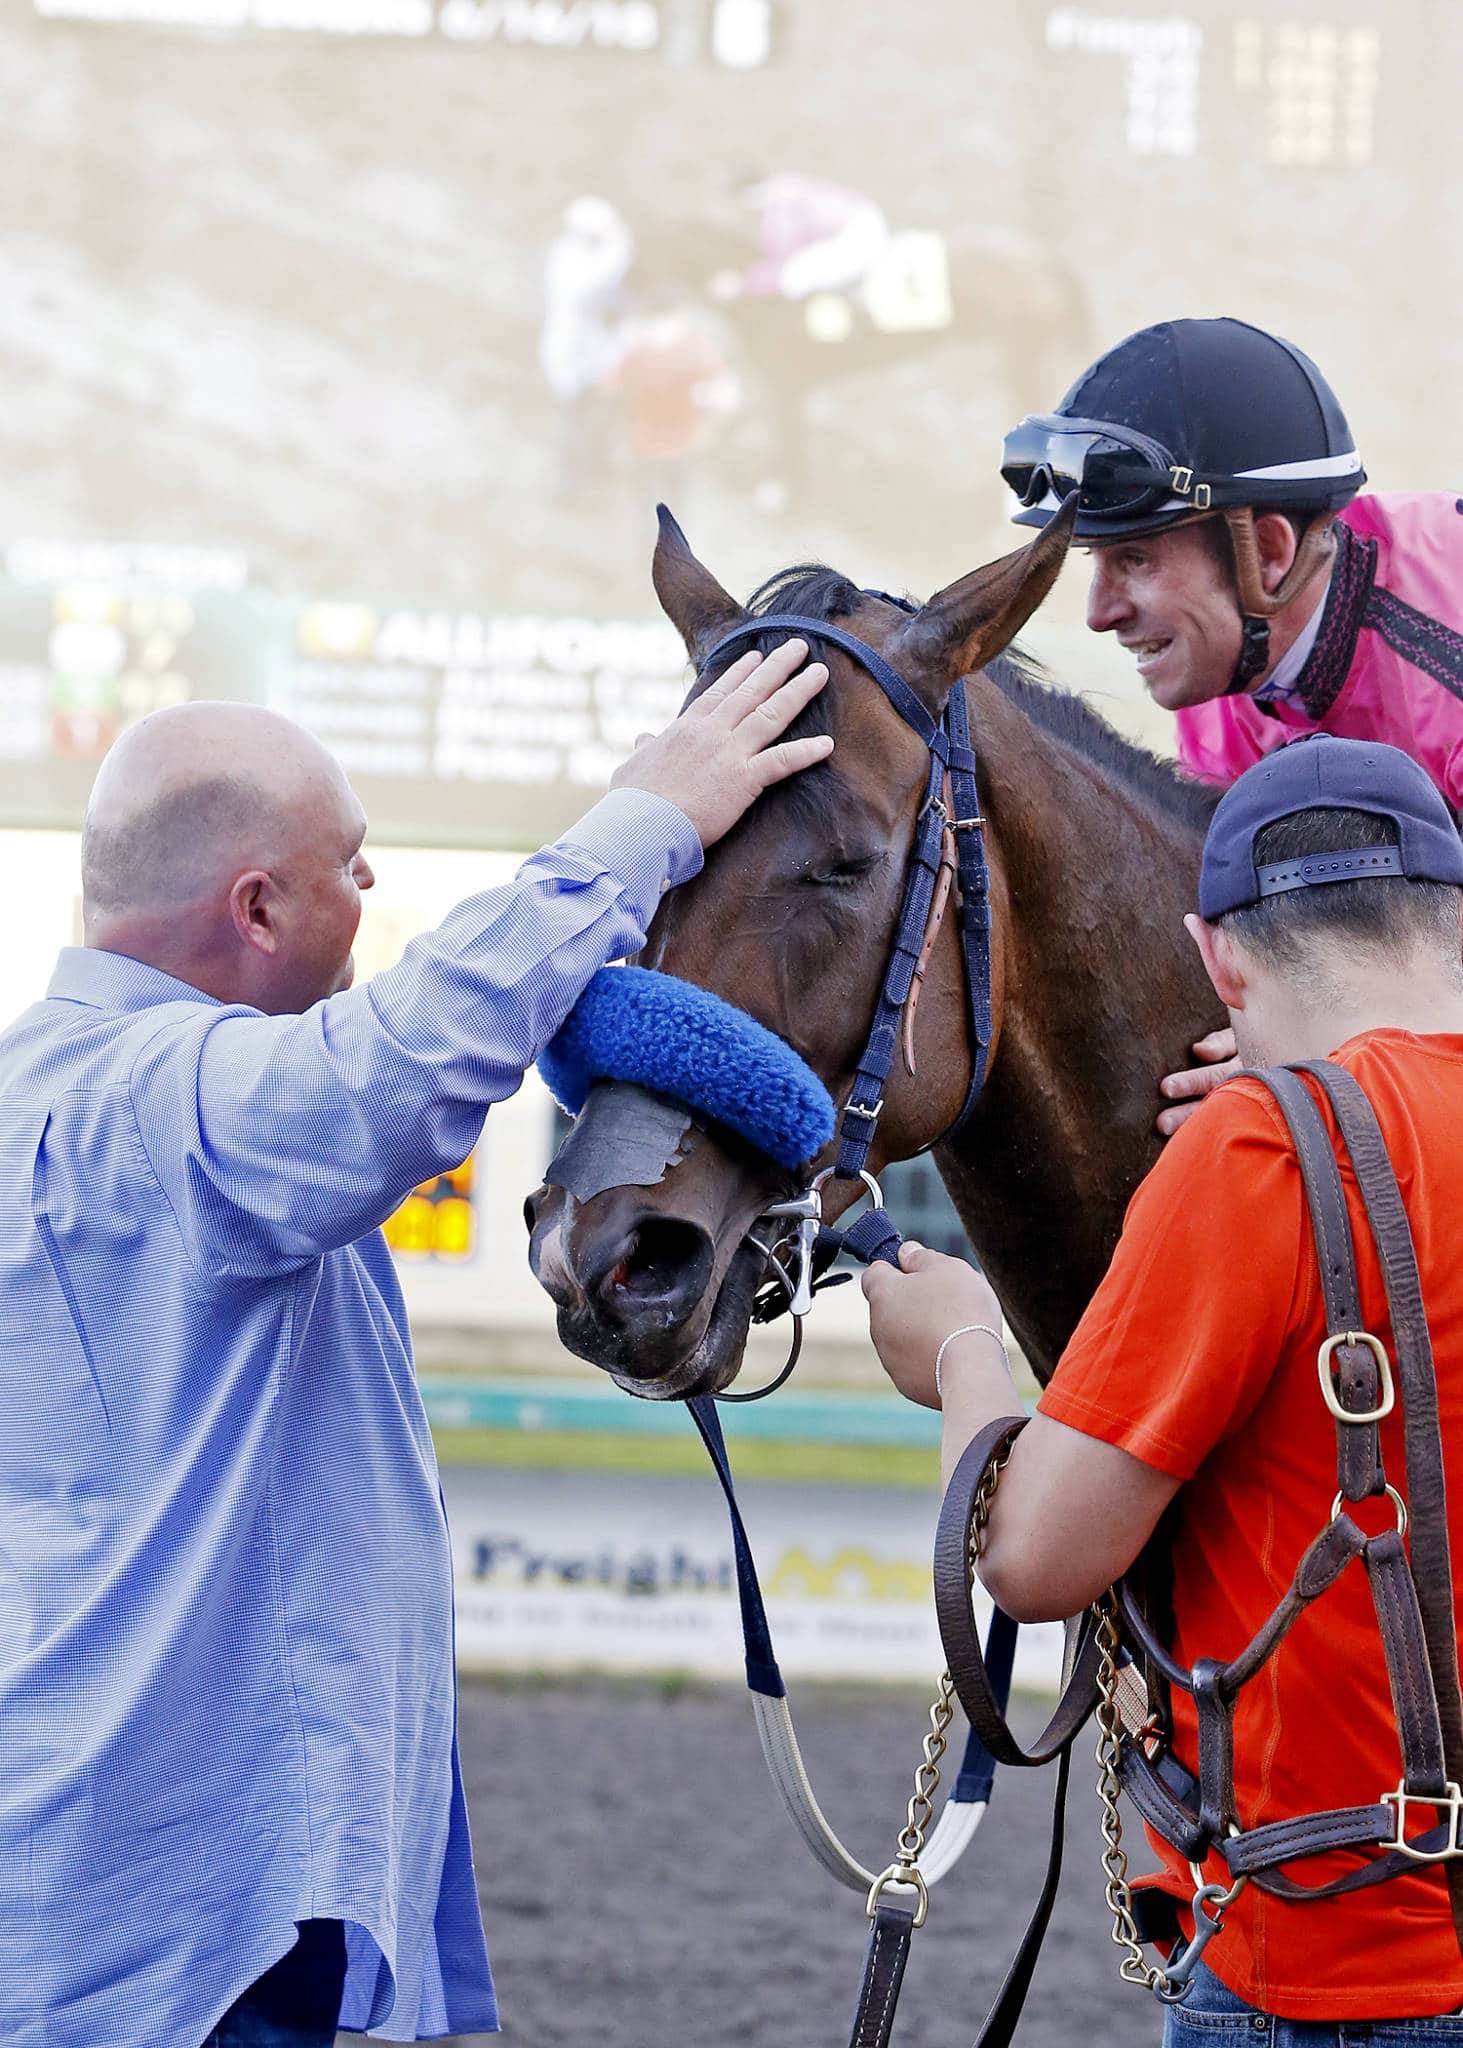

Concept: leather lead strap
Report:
left=934, top=1419, right=1102, bottom=1766
left=922, top=1425, right=1081, bottom=2048
left=923, top=1421, right=1093, bottom=2047
left=972, top=1745, right=1073, bottom=2048
left=848, top=1900, right=918, bottom=2048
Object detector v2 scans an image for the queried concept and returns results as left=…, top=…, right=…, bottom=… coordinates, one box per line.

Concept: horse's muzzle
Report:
left=526, top=1178, right=766, bottom=1399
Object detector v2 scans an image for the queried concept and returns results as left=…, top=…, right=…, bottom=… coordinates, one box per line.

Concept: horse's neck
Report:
left=937, top=684, right=1218, bottom=1381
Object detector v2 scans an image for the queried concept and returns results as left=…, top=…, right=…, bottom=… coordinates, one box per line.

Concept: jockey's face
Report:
left=1084, top=523, right=1242, bottom=711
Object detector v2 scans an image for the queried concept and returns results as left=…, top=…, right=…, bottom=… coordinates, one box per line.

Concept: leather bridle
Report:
left=664, top=606, right=1029, bottom=2048
left=694, top=601, right=997, bottom=1379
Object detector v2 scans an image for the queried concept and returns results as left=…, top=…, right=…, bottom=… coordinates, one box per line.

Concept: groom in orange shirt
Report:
left=865, top=734, right=1463, bottom=2037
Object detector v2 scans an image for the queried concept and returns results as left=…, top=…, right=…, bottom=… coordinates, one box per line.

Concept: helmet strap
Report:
left=1220, top=508, right=1336, bottom=695
left=1222, top=507, right=1335, bottom=616
left=1230, top=616, right=1271, bottom=692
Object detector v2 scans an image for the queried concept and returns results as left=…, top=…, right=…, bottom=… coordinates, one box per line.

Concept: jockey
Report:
left=1000, top=316, right=1463, bottom=1129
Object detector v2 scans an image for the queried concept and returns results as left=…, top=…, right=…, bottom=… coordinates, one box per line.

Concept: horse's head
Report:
left=525, top=504, right=1073, bottom=1398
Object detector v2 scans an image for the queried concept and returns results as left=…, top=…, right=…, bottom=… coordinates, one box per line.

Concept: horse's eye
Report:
left=806, top=853, right=881, bottom=889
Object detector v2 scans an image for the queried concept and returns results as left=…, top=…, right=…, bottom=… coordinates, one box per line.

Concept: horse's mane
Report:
left=741, top=562, right=1219, bottom=839
left=987, top=655, right=1220, bottom=836
left=746, top=563, right=867, bottom=631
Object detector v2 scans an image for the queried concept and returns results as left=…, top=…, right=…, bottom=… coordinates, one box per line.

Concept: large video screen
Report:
left=1, top=0, right=1456, bottom=842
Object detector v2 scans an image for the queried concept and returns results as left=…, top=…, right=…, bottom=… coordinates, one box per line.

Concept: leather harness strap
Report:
left=1297, top=1061, right=1463, bottom=1944
left=928, top=1056, right=1463, bottom=2025
left=902, top=773, right=959, bottom=1080
left=1108, top=1062, right=1463, bottom=1949
left=1261, top=1066, right=1385, bottom=1504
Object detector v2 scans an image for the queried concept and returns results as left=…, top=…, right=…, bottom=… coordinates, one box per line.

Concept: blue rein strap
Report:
left=685, top=1393, right=785, bottom=1699
left=687, top=1390, right=1012, bottom=1799
left=837, top=1207, right=904, bottom=1268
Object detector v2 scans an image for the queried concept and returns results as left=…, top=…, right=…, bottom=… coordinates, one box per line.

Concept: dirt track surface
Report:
left=373, top=1674, right=1158, bottom=2048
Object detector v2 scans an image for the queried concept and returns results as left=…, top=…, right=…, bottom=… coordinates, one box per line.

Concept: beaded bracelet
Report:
left=933, top=1322, right=1010, bottom=1402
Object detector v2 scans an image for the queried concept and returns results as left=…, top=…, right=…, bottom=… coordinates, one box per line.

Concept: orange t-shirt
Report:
left=1039, top=1029, right=1463, bottom=2020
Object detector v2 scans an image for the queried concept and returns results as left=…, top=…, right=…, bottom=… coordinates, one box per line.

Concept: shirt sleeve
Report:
left=1037, top=1082, right=1310, bottom=1479
left=126, top=789, right=702, bottom=1282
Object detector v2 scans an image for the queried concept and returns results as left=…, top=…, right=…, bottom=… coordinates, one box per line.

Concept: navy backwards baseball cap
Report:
left=1199, top=735, right=1463, bottom=921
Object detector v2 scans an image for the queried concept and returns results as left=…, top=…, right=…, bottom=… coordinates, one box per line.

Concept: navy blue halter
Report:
left=674, top=603, right=1016, bottom=1928
left=698, top=604, right=996, bottom=1252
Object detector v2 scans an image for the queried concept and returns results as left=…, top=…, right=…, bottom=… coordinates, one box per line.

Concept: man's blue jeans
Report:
left=202, top=1919, right=347, bottom=2048
left=1163, top=1962, right=1463, bottom=2044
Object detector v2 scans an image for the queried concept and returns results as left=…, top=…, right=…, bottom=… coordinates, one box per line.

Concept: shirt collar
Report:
left=47, top=946, right=229, bottom=1014
left=1252, top=569, right=1331, bottom=706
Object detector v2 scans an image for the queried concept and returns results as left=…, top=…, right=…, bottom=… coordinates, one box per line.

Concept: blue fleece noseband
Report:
left=538, top=966, right=835, bottom=1170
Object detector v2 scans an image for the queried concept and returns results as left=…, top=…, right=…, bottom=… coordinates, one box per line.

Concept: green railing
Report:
left=418, top=1375, right=941, bottom=1447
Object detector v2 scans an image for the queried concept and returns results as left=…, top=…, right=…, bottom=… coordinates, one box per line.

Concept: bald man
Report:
left=0, top=649, right=832, bottom=2048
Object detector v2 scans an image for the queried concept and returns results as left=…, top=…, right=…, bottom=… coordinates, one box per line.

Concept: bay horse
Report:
left=526, top=509, right=1222, bottom=1396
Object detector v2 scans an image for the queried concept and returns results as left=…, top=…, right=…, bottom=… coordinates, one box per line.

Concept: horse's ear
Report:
left=652, top=504, right=748, bottom=665
left=897, top=495, right=1078, bottom=705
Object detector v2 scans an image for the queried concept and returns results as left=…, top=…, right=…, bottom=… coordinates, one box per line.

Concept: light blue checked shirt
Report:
left=0, top=789, right=700, bottom=2048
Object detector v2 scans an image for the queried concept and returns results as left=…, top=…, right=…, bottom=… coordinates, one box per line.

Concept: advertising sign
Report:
left=444, top=1463, right=1066, bottom=1689
left=0, top=545, right=687, bottom=846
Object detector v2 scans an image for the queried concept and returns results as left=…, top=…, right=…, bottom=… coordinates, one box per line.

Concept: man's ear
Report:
left=1252, top=512, right=1301, bottom=598
left=229, top=870, right=279, bottom=955
left=1185, top=913, right=1246, bottom=1011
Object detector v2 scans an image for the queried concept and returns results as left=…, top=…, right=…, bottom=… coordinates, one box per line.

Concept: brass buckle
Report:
left=1384, top=1781, right=1463, bottom=1862
left=1317, top=1330, right=1395, bottom=1424
left=866, top=1861, right=929, bottom=1928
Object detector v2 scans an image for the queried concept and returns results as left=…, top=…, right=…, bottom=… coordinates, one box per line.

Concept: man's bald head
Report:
left=83, top=703, right=347, bottom=917
left=82, top=702, right=373, bottom=1014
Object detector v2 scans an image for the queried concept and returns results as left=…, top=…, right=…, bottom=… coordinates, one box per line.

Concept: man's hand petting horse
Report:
left=1156, top=1024, right=1241, bottom=1137
left=612, top=638, right=832, bottom=848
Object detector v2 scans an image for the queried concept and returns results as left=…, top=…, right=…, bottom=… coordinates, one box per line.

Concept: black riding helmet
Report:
left=1003, top=317, right=1364, bottom=538
left=1001, top=319, right=1366, bottom=688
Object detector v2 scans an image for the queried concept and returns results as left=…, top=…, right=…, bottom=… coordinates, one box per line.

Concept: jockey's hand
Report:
left=611, top=638, right=832, bottom=850
left=862, top=1241, right=1005, bottom=1411
left=1156, top=1027, right=1241, bottom=1138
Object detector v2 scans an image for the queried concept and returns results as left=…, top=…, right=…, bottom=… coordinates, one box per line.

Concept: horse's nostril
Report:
left=596, top=1217, right=712, bottom=1311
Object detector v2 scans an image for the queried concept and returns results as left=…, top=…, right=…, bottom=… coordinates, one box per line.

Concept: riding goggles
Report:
left=1000, top=413, right=1213, bottom=521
